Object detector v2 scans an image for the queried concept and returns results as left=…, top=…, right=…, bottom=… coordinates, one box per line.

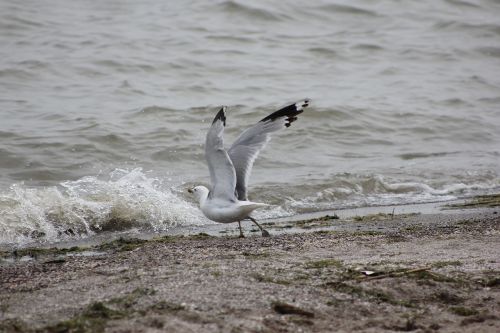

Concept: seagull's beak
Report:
left=187, top=187, right=193, bottom=193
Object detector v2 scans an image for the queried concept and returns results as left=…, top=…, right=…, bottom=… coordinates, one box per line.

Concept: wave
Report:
left=215, top=1, right=288, bottom=22
left=0, top=169, right=206, bottom=246
left=433, top=21, right=500, bottom=35
left=250, top=174, right=500, bottom=214
left=444, top=0, right=481, bottom=8
left=397, top=151, right=458, bottom=160
left=317, top=4, right=378, bottom=16
left=476, top=46, right=500, bottom=58
left=1, top=167, right=498, bottom=247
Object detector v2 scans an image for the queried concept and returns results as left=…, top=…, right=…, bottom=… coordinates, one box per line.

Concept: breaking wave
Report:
left=0, top=168, right=206, bottom=246
left=252, top=173, right=500, bottom=215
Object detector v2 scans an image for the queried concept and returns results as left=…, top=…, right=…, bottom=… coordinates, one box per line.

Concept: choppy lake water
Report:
left=1, top=0, right=499, bottom=246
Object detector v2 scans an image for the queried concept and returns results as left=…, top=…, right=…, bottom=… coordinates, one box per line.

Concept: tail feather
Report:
left=241, top=201, right=269, bottom=212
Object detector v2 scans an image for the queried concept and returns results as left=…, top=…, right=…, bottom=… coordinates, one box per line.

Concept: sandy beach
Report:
left=1, top=200, right=499, bottom=333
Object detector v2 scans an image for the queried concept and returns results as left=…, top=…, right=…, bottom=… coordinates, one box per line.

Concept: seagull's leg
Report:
left=238, top=221, right=245, bottom=238
left=248, top=216, right=270, bottom=237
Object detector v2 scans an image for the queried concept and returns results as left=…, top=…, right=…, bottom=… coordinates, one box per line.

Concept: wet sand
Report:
left=1, top=203, right=499, bottom=332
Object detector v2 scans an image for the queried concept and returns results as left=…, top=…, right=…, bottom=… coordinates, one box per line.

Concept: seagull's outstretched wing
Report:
left=205, top=107, right=237, bottom=201
left=228, top=99, right=309, bottom=200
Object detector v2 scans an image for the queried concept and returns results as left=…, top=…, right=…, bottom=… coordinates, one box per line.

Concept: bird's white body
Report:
left=191, top=185, right=267, bottom=223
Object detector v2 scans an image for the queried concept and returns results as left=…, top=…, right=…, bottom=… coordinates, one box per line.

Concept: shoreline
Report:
left=1, top=195, right=496, bottom=252
left=1, top=200, right=499, bottom=332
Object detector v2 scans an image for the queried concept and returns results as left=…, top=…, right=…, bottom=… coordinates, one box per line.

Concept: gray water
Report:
left=1, top=0, right=500, bottom=246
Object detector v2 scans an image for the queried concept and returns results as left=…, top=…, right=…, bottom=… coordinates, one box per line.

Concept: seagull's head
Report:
left=187, top=185, right=210, bottom=204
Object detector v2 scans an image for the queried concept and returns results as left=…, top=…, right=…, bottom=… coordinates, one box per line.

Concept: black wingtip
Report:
left=212, top=106, right=226, bottom=126
left=260, top=99, right=310, bottom=126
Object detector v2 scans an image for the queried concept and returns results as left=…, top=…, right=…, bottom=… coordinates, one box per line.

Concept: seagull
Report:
left=189, top=99, right=310, bottom=237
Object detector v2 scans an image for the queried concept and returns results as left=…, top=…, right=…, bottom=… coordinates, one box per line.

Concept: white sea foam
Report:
left=281, top=175, right=500, bottom=213
left=0, top=168, right=206, bottom=246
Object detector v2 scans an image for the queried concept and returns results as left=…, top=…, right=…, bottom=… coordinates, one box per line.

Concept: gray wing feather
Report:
left=205, top=106, right=237, bottom=201
left=228, top=99, right=309, bottom=200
